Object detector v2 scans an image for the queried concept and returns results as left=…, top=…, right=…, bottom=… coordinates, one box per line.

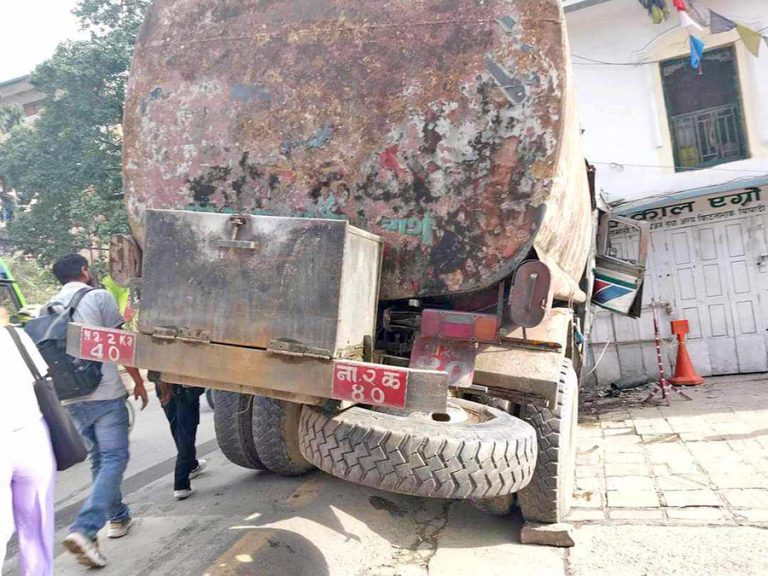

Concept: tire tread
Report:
left=517, top=360, right=578, bottom=523
left=213, top=391, right=265, bottom=470
left=252, top=397, right=314, bottom=477
left=298, top=400, right=537, bottom=499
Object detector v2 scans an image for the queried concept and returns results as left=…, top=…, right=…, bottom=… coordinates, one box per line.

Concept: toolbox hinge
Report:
left=151, top=327, right=211, bottom=344
left=267, top=339, right=332, bottom=360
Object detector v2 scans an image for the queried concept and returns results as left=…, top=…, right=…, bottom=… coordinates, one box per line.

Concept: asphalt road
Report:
left=4, top=396, right=768, bottom=576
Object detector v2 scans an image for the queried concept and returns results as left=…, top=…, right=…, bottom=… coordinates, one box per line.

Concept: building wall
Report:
left=566, top=0, right=768, bottom=204
left=590, top=183, right=768, bottom=384
left=565, top=0, right=768, bottom=384
left=0, top=75, right=45, bottom=122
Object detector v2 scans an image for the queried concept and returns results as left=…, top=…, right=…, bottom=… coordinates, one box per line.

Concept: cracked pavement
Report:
left=4, top=377, right=768, bottom=575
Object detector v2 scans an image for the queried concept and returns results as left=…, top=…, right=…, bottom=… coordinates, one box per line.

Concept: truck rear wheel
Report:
left=252, top=398, right=314, bottom=477
left=517, top=359, right=579, bottom=523
left=299, top=399, right=536, bottom=499
left=213, top=391, right=265, bottom=470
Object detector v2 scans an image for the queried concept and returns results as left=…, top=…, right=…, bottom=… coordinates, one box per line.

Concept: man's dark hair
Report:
left=52, top=254, right=89, bottom=285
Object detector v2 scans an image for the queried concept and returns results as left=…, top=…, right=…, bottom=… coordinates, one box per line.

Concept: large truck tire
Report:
left=467, top=394, right=515, bottom=516
left=299, top=398, right=536, bottom=499
left=252, top=397, right=314, bottom=477
left=213, top=391, right=265, bottom=470
left=517, top=359, right=579, bottom=523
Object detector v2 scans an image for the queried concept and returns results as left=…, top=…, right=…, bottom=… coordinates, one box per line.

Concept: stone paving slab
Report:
left=568, top=376, right=768, bottom=527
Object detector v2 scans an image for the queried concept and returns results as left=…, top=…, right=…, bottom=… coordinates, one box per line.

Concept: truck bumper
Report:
left=66, top=323, right=448, bottom=414
left=473, top=309, right=575, bottom=409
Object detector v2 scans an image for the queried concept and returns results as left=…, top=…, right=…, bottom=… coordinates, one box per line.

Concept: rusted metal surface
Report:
left=473, top=342, right=563, bottom=408
left=473, top=308, right=575, bottom=408
left=502, top=307, right=573, bottom=347
left=160, top=374, right=328, bottom=406
left=139, top=210, right=381, bottom=356
left=124, top=0, right=592, bottom=300
left=108, top=234, right=141, bottom=286
left=66, top=322, right=449, bottom=413
left=508, top=260, right=551, bottom=328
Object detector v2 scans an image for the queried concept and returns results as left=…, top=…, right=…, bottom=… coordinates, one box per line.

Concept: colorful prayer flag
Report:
left=736, top=24, right=762, bottom=56
left=689, top=35, right=704, bottom=69
left=709, top=11, right=736, bottom=34
left=638, top=0, right=669, bottom=23
left=686, top=0, right=710, bottom=26
left=678, top=10, right=702, bottom=31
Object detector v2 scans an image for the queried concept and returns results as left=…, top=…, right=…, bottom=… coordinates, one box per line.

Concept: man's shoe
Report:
left=174, top=488, right=194, bottom=500
left=107, top=517, right=133, bottom=539
left=63, top=532, right=107, bottom=568
left=189, top=459, right=207, bottom=480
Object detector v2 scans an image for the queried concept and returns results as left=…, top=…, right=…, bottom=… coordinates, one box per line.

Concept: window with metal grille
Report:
left=661, top=45, right=749, bottom=171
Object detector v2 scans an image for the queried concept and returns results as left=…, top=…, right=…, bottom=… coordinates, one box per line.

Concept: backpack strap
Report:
left=38, top=287, right=95, bottom=342
left=4, top=325, right=44, bottom=381
left=43, top=287, right=93, bottom=318
left=66, top=287, right=95, bottom=318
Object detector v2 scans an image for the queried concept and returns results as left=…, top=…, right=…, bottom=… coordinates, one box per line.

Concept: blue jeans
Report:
left=66, top=399, right=130, bottom=539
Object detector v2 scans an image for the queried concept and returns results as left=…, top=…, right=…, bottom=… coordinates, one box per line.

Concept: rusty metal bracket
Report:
left=267, top=339, right=333, bottom=359
left=177, top=328, right=211, bottom=344
left=509, top=260, right=551, bottom=328
left=152, top=327, right=177, bottom=341
left=217, top=215, right=255, bottom=250
left=150, top=326, right=210, bottom=344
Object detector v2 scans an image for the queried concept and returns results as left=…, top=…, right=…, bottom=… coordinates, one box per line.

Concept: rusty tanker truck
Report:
left=68, top=0, right=648, bottom=522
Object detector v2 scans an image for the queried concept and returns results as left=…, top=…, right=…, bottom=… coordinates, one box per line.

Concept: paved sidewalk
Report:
left=569, top=374, right=768, bottom=525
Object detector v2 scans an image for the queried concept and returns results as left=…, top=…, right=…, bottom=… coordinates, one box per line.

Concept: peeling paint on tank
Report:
left=123, top=0, right=590, bottom=300
left=230, top=83, right=271, bottom=102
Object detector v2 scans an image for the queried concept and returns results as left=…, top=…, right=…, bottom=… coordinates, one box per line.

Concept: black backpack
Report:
left=25, top=287, right=103, bottom=400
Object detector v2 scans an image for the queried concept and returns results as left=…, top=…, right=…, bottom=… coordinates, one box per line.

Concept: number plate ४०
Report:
left=331, top=361, right=409, bottom=409
left=79, top=326, right=137, bottom=365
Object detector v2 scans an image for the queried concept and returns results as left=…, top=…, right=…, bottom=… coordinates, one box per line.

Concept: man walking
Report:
left=49, top=255, right=148, bottom=569
left=150, top=374, right=207, bottom=500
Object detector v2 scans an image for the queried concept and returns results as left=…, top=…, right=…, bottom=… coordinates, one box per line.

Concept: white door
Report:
left=720, top=220, right=767, bottom=372
left=746, top=215, right=768, bottom=367
left=664, top=218, right=767, bottom=375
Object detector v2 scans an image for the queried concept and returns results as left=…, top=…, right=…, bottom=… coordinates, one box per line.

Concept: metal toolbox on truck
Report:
left=138, top=209, right=382, bottom=359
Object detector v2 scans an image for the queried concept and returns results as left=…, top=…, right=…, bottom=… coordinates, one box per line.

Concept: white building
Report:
left=565, top=0, right=768, bottom=383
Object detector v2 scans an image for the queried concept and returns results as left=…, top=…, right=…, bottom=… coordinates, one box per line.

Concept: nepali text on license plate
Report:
left=79, top=326, right=137, bottom=365
left=331, top=361, right=408, bottom=409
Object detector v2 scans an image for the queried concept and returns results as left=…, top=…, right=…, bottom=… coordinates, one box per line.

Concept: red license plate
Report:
left=410, top=336, right=476, bottom=388
left=79, top=326, right=137, bottom=365
left=331, top=361, right=408, bottom=408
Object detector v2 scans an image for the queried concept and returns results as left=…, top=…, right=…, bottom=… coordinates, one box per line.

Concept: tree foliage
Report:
left=0, top=105, right=24, bottom=135
left=2, top=252, right=59, bottom=305
left=0, top=0, right=150, bottom=264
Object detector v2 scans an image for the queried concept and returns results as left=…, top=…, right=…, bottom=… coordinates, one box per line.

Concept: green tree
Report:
left=0, top=0, right=150, bottom=263
left=0, top=104, right=24, bottom=135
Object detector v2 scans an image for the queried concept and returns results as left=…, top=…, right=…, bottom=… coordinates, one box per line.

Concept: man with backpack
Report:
left=44, top=254, right=147, bottom=568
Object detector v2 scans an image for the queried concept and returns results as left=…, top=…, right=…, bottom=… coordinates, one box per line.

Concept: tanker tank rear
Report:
left=123, top=0, right=592, bottom=300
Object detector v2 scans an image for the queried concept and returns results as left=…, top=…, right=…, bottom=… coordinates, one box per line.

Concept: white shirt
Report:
left=47, top=282, right=127, bottom=402
left=0, top=327, right=47, bottom=434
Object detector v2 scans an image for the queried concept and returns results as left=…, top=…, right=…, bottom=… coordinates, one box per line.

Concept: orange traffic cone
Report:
left=669, top=320, right=704, bottom=386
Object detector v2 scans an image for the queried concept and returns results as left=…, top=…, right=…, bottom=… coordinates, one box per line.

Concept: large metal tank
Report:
left=123, top=0, right=592, bottom=301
